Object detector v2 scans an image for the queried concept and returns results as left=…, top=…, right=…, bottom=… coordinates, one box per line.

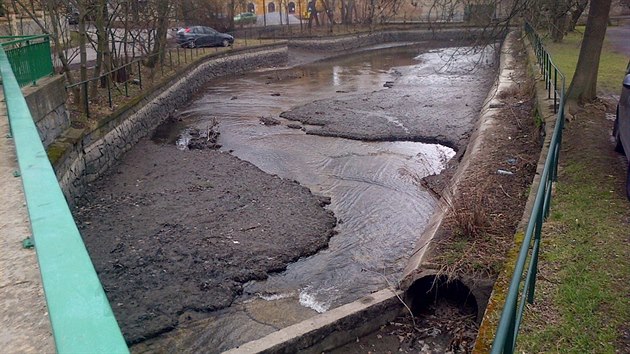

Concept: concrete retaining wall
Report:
left=47, top=29, right=492, bottom=205
left=54, top=45, right=288, bottom=204
left=23, top=75, right=70, bottom=148
left=289, top=28, right=483, bottom=52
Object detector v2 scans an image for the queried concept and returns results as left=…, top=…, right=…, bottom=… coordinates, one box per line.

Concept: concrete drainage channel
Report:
left=34, top=29, right=524, bottom=352
left=225, top=289, right=402, bottom=353
left=221, top=32, right=523, bottom=354
left=226, top=278, right=478, bottom=353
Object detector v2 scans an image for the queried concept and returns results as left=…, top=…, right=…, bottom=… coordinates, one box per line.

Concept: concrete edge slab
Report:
left=223, top=289, right=403, bottom=354
left=399, top=29, right=522, bottom=290
left=471, top=32, right=561, bottom=353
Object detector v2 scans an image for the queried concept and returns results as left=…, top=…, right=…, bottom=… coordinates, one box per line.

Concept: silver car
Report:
left=613, top=61, right=630, bottom=199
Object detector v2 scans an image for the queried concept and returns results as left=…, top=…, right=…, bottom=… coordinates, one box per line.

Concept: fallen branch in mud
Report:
left=177, top=117, right=221, bottom=150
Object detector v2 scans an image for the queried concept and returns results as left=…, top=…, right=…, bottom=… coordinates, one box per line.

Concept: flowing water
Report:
left=147, top=43, right=492, bottom=351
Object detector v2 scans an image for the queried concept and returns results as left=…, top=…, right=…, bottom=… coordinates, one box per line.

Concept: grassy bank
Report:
left=543, top=26, right=628, bottom=94
left=517, top=26, right=630, bottom=353
left=518, top=148, right=630, bottom=352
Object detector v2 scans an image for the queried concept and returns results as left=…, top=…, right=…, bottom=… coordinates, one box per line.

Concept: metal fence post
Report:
left=138, top=61, right=142, bottom=89
left=553, top=69, right=558, bottom=113
left=107, top=76, right=112, bottom=109
left=83, top=81, right=90, bottom=119
left=547, top=54, right=551, bottom=99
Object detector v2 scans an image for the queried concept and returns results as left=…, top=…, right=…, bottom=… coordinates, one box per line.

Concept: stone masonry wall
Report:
left=23, top=75, right=70, bottom=148
left=289, top=28, right=483, bottom=52
left=53, top=29, right=490, bottom=205
left=57, top=45, right=288, bottom=204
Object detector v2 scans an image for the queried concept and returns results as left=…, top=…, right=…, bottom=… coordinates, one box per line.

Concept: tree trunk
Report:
left=90, top=0, right=109, bottom=96
left=263, top=0, right=267, bottom=27
left=298, top=0, right=303, bottom=31
left=567, top=0, right=588, bottom=32
left=77, top=1, right=89, bottom=114
left=279, top=0, right=283, bottom=26
left=146, top=0, right=170, bottom=68
left=551, top=0, right=569, bottom=42
left=368, top=0, right=375, bottom=29
left=42, top=0, right=74, bottom=84
left=320, top=0, right=334, bottom=32
left=566, top=0, right=612, bottom=109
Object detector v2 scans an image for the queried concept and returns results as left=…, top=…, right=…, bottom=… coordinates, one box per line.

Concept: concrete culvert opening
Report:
left=406, top=275, right=478, bottom=322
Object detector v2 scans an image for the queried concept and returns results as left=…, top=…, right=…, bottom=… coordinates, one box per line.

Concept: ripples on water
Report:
left=167, top=43, right=492, bottom=334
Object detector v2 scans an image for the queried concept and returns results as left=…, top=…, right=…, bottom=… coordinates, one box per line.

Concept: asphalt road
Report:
left=607, top=21, right=630, bottom=57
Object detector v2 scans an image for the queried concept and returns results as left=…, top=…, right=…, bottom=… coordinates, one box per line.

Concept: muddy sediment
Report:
left=74, top=42, right=498, bottom=347
left=280, top=48, right=496, bottom=152
left=279, top=46, right=497, bottom=196
left=74, top=141, right=336, bottom=343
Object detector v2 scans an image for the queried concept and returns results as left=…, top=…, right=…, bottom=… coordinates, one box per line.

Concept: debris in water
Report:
left=176, top=117, right=221, bottom=150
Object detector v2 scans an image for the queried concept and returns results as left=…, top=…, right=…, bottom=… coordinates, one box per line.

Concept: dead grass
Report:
left=449, top=192, right=490, bottom=240
left=431, top=39, right=541, bottom=281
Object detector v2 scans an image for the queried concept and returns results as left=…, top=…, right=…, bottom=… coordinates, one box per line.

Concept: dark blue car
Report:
left=176, top=26, right=234, bottom=48
left=613, top=61, right=630, bottom=199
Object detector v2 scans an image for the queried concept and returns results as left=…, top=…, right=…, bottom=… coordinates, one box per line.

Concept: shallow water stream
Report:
left=141, top=43, right=494, bottom=351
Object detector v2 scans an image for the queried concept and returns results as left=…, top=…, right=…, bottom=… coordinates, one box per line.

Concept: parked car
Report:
left=234, top=12, right=257, bottom=25
left=67, top=11, right=79, bottom=25
left=176, top=26, right=234, bottom=48
left=613, top=60, right=630, bottom=199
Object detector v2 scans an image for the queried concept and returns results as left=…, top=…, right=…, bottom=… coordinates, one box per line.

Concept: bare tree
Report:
left=566, top=0, right=613, bottom=108
left=567, top=0, right=588, bottom=32
left=550, top=0, right=571, bottom=42
left=90, top=0, right=110, bottom=96
left=146, top=0, right=172, bottom=68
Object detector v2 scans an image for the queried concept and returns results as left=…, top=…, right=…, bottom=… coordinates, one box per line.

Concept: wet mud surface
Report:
left=74, top=142, right=336, bottom=343
left=280, top=46, right=496, bottom=150
left=74, top=42, right=498, bottom=349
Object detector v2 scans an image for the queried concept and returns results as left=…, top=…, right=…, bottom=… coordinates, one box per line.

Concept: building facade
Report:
left=244, top=0, right=311, bottom=17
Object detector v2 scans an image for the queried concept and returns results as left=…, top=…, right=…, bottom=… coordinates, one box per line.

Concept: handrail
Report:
left=525, top=22, right=565, bottom=114
left=0, top=34, right=50, bottom=46
left=490, top=23, right=566, bottom=353
left=0, top=45, right=129, bottom=353
left=0, top=34, right=53, bottom=86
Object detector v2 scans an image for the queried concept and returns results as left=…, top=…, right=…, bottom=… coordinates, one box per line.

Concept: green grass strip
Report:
left=544, top=26, right=628, bottom=94
left=519, top=158, right=630, bottom=352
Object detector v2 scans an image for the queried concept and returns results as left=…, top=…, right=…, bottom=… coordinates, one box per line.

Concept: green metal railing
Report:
left=0, top=34, right=53, bottom=87
left=491, top=23, right=566, bottom=353
left=0, top=45, right=128, bottom=352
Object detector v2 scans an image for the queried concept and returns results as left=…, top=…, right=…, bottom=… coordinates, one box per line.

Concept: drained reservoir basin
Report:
left=75, top=42, right=496, bottom=352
